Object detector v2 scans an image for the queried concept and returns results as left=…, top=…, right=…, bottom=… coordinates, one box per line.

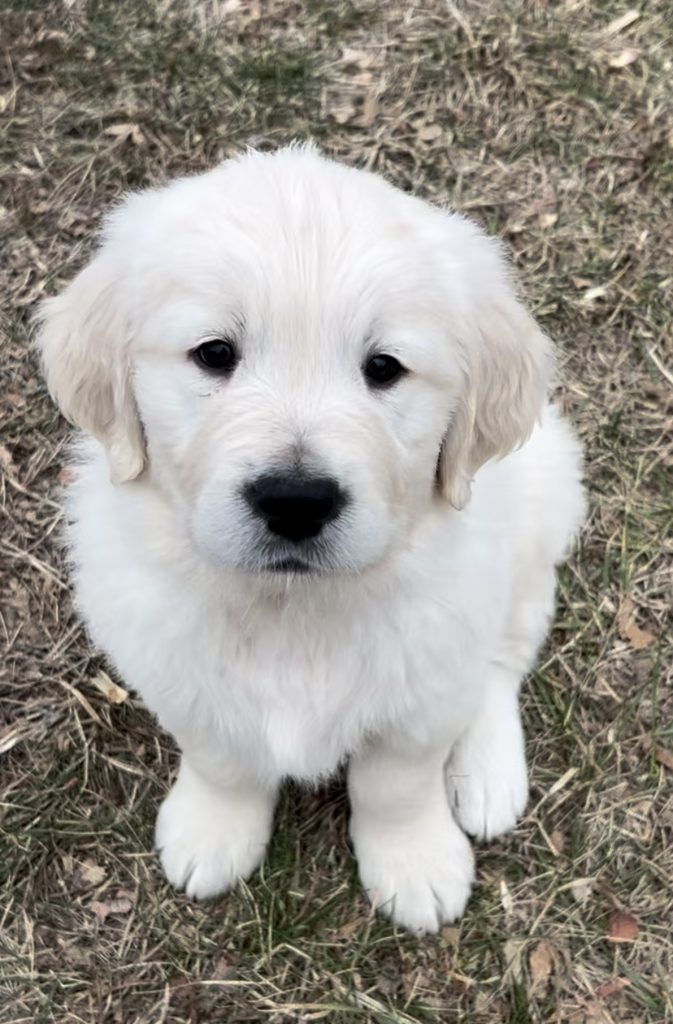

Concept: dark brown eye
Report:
left=364, top=353, right=407, bottom=388
left=192, top=338, right=238, bottom=374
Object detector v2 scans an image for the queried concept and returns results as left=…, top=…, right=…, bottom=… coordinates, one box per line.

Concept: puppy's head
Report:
left=38, top=146, right=552, bottom=576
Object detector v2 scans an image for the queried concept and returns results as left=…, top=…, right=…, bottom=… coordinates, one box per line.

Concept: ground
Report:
left=1, top=1, right=672, bottom=1022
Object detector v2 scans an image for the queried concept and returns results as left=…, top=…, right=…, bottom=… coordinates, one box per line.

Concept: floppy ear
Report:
left=437, top=290, right=553, bottom=509
left=36, top=254, right=145, bottom=484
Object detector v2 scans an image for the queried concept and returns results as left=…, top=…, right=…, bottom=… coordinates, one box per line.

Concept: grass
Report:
left=1, top=0, right=672, bottom=1021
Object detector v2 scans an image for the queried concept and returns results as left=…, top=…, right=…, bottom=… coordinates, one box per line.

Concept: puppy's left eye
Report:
left=364, top=353, right=407, bottom=388
left=192, top=338, right=238, bottom=374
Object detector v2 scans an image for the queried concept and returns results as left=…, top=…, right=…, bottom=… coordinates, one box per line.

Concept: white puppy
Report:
left=38, top=146, right=585, bottom=932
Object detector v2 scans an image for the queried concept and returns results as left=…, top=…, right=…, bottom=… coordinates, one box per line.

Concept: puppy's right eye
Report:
left=191, top=338, right=238, bottom=374
left=364, top=353, right=407, bottom=388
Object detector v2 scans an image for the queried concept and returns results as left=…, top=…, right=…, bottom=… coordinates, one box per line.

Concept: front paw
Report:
left=155, top=764, right=274, bottom=900
left=351, top=809, right=475, bottom=933
left=446, top=704, right=528, bottom=841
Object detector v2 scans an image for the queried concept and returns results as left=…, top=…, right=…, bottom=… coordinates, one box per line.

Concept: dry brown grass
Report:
left=1, top=1, right=672, bottom=1021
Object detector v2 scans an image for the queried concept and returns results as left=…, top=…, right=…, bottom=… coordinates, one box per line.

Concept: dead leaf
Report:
left=499, top=877, right=514, bottom=919
left=580, top=284, right=608, bottom=304
left=617, top=598, right=655, bottom=649
left=529, top=941, right=554, bottom=994
left=211, top=955, right=238, bottom=981
left=29, top=199, right=51, bottom=215
left=570, top=877, right=593, bottom=905
left=90, top=896, right=133, bottom=922
left=333, top=917, right=363, bottom=940
left=359, top=91, right=378, bottom=128
left=450, top=971, right=475, bottom=992
left=596, top=978, right=631, bottom=999
left=104, top=122, right=145, bottom=146
left=35, top=29, right=68, bottom=44
left=0, top=444, right=17, bottom=477
left=609, top=48, right=640, bottom=68
left=539, top=212, right=558, bottom=229
left=441, top=925, right=461, bottom=947
left=502, top=938, right=525, bottom=983
left=550, top=828, right=566, bottom=854
left=604, top=10, right=640, bottom=36
left=77, top=859, right=107, bottom=887
left=341, top=47, right=375, bottom=69
left=655, top=747, right=673, bottom=771
left=331, top=100, right=358, bottom=125
left=91, top=670, right=128, bottom=705
left=607, top=911, right=639, bottom=943
left=418, top=124, right=443, bottom=142
left=472, top=990, right=490, bottom=1014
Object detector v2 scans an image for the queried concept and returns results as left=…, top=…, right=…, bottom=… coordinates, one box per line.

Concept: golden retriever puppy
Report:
left=38, top=146, right=584, bottom=932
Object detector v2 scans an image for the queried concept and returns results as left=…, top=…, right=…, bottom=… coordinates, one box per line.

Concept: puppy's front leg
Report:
left=155, top=753, right=277, bottom=901
left=348, top=741, right=474, bottom=932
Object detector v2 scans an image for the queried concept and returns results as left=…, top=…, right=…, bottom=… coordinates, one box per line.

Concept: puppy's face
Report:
left=38, top=148, right=552, bottom=576
left=127, top=174, right=467, bottom=576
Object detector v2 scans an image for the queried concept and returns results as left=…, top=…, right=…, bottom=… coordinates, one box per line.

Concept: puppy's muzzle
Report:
left=244, top=473, right=347, bottom=543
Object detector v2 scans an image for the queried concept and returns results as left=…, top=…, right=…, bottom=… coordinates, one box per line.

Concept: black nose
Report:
left=245, top=473, right=345, bottom=542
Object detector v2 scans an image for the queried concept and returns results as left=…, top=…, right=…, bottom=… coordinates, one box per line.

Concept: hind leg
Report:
left=446, top=572, right=556, bottom=840
left=445, top=664, right=528, bottom=839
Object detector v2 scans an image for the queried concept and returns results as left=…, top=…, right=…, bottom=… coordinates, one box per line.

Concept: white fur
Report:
left=37, top=146, right=585, bottom=932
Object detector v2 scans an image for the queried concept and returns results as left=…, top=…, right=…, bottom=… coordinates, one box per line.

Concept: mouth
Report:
left=265, top=557, right=315, bottom=574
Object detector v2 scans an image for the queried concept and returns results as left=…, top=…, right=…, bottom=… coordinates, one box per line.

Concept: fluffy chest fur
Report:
left=67, top=443, right=515, bottom=782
